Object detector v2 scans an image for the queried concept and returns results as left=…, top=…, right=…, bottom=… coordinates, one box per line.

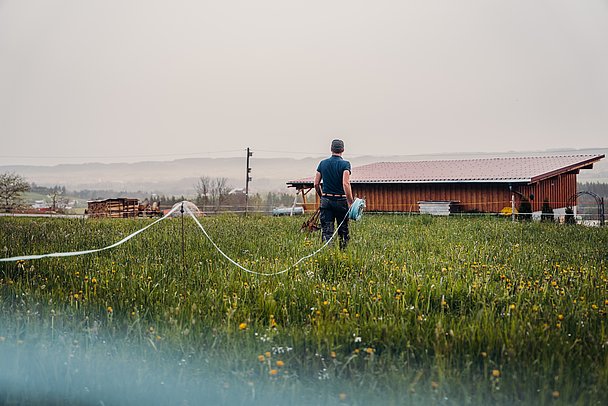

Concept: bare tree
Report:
left=195, top=176, right=212, bottom=208
left=212, top=177, right=231, bottom=211
left=48, top=185, right=63, bottom=211
left=195, top=176, right=232, bottom=211
left=0, top=172, right=30, bottom=210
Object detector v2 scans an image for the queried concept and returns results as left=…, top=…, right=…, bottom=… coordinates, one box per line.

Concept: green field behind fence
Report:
left=1, top=214, right=607, bottom=405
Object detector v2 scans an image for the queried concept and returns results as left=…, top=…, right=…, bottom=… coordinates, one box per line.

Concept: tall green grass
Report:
left=1, top=214, right=607, bottom=405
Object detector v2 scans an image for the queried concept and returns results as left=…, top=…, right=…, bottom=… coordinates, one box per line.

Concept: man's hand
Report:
left=343, top=170, right=353, bottom=206
left=314, top=171, right=323, bottom=197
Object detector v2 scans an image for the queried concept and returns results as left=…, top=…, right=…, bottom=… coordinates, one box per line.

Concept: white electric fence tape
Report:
left=0, top=199, right=365, bottom=276
left=0, top=205, right=181, bottom=262
left=184, top=204, right=348, bottom=276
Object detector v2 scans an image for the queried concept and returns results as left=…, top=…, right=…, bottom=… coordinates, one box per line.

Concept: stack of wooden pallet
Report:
left=418, top=201, right=459, bottom=216
left=87, top=198, right=139, bottom=218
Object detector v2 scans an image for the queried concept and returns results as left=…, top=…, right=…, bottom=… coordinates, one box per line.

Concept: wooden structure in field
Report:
left=87, top=198, right=139, bottom=218
left=287, top=155, right=604, bottom=215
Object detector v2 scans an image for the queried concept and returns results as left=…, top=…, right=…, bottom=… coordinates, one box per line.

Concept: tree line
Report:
left=157, top=176, right=297, bottom=213
left=1, top=172, right=300, bottom=213
left=9, top=172, right=602, bottom=214
left=578, top=181, right=608, bottom=198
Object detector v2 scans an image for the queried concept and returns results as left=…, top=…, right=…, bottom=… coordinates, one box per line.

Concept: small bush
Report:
left=517, top=198, right=532, bottom=221
left=541, top=198, right=554, bottom=222
left=565, top=206, right=576, bottom=224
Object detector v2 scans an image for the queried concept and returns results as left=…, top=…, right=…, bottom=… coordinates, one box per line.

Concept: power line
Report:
left=0, top=149, right=245, bottom=160
left=253, top=149, right=326, bottom=157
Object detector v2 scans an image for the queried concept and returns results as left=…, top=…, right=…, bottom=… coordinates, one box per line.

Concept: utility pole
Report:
left=245, top=147, right=252, bottom=214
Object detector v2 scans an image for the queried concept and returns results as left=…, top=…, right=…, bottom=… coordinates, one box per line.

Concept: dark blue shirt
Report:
left=316, top=155, right=351, bottom=195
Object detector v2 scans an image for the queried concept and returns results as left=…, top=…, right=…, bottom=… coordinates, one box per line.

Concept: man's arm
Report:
left=343, top=170, right=353, bottom=205
left=314, top=171, right=323, bottom=198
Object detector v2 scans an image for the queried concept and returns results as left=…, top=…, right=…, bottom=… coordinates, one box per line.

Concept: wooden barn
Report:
left=287, top=154, right=604, bottom=215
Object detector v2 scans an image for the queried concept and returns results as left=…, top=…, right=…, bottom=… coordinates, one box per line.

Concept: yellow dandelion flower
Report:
left=269, top=369, right=278, bottom=376
left=107, top=306, right=113, bottom=314
left=339, top=393, right=347, bottom=401
left=330, top=351, right=337, bottom=359
left=265, top=351, right=271, bottom=358
left=431, top=381, right=439, bottom=390
left=552, top=390, right=560, bottom=399
left=276, top=360, right=284, bottom=367
left=480, top=352, right=487, bottom=358
left=492, top=369, right=501, bottom=378
left=257, top=355, right=265, bottom=362
left=239, top=322, right=247, bottom=330
left=323, top=300, right=329, bottom=306
left=365, top=347, right=374, bottom=354
left=557, top=314, right=564, bottom=321
left=509, top=304, right=516, bottom=311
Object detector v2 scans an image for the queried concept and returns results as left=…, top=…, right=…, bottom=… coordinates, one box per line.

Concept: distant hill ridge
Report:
left=1, top=148, right=606, bottom=195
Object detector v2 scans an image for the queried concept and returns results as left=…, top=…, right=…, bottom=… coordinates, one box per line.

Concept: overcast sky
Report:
left=1, top=0, right=607, bottom=165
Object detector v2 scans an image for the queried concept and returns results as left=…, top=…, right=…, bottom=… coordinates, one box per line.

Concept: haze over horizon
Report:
left=1, top=0, right=607, bottom=166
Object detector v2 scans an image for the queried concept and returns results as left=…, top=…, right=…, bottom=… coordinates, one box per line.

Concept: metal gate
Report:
left=567, top=191, right=605, bottom=226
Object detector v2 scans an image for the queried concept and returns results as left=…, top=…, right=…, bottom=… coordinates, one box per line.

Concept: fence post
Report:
left=180, top=202, right=185, bottom=271
left=511, top=192, right=516, bottom=222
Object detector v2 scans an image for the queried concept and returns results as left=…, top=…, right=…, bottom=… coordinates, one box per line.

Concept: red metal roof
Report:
left=287, top=154, right=604, bottom=185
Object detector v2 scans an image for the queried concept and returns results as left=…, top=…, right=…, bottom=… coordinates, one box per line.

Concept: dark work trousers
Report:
left=320, top=196, right=350, bottom=249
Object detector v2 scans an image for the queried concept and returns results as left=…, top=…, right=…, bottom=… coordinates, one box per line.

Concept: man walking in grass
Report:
left=314, top=139, right=354, bottom=249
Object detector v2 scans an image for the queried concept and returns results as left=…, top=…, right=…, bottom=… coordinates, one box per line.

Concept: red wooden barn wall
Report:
left=516, top=172, right=578, bottom=212
left=349, top=171, right=577, bottom=213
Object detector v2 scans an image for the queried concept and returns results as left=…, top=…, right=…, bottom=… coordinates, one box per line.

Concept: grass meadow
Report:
left=1, top=213, right=607, bottom=405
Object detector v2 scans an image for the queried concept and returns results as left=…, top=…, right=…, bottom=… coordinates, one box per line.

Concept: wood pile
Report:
left=138, top=200, right=162, bottom=217
left=87, top=198, right=139, bottom=218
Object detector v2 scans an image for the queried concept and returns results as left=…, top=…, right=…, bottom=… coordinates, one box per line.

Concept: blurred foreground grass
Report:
left=1, top=214, right=607, bottom=405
